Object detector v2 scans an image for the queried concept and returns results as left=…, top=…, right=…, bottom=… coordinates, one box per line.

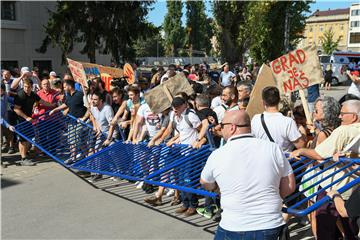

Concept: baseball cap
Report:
left=50, top=71, right=57, bottom=76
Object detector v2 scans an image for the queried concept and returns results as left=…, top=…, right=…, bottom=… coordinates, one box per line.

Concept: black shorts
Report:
left=16, top=119, right=35, bottom=143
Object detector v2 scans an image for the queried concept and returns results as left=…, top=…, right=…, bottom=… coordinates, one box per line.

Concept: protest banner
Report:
left=246, top=64, right=277, bottom=119
left=123, top=63, right=135, bottom=84
left=270, top=46, right=322, bottom=124
left=144, top=73, right=194, bottom=114
left=81, top=62, right=123, bottom=78
left=67, top=58, right=88, bottom=88
left=270, top=45, right=323, bottom=95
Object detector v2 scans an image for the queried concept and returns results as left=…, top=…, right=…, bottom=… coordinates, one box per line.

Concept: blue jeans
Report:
left=214, top=225, right=284, bottom=240
left=180, top=192, right=198, bottom=208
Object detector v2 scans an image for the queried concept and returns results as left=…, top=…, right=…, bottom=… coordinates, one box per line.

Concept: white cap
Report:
left=21, top=67, right=30, bottom=73
left=50, top=71, right=57, bottom=76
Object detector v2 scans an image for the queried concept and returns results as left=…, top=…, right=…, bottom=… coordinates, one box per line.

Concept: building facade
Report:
left=1, top=1, right=111, bottom=74
left=348, top=4, right=360, bottom=51
left=298, top=8, right=349, bottom=52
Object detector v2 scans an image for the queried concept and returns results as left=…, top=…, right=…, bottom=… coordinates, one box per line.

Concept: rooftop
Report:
left=311, top=8, right=350, bottom=17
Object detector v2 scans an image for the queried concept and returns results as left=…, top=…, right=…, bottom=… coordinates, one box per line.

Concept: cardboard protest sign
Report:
left=81, top=62, right=123, bottom=78
left=246, top=64, right=277, bottom=119
left=99, top=66, right=123, bottom=78
left=144, top=73, right=194, bottom=114
left=270, top=45, right=323, bottom=94
left=67, top=58, right=88, bottom=88
left=123, top=63, right=135, bottom=84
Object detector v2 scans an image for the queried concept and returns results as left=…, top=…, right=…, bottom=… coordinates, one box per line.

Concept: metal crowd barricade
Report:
left=283, top=156, right=360, bottom=216
left=144, top=144, right=215, bottom=197
left=14, top=111, right=106, bottom=166
left=71, top=142, right=213, bottom=183
left=14, top=113, right=359, bottom=216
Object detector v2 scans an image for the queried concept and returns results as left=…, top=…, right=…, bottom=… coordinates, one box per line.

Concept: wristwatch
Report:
left=331, top=194, right=342, bottom=201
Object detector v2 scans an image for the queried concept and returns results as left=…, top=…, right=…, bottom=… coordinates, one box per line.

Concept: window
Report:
left=350, top=21, right=360, bottom=28
left=340, top=24, right=344, bottom=30
left=1, top=1, right=16, bottom=21
left=320, top=25, right=323, bottom=32
left=1, top=61, right=19, bottom=71
left=350, top=32, right=360, bottom=44
left=351, top=9, right=359, bottom=16
left=33, top=60, right=52, bottom=74
left=309, top=27, right=313, bottom=32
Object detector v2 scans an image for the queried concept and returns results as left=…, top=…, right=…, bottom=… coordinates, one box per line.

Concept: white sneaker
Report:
left=136, top=181, right=144, bottom=189
left=110, top=177, right=119, bottom=182
left=134, top=181, right=140, bottom=186
left=166, top=189, right=175, bottom=197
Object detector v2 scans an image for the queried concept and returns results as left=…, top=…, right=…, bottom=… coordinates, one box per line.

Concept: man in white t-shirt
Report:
left=200, top=110, right=295, bottom=238
left=132, top=103, right=162, bottom=143
left=251, top=86, right=305, bottom=152
left=219, top=64, right=235, bottom=87
left=166, top=97, right=203, bottom=217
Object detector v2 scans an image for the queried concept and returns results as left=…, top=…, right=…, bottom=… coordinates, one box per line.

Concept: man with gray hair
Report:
left=236, top=81, right=252, bottom=109
left=200, top=110, right=295, bottom=238
left=291, top=99, right=360, bottom=240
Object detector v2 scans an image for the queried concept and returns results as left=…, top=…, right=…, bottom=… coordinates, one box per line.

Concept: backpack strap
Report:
left=172, top=108, right=195, bottom=132
left=261, top=113, right=275, bottom=143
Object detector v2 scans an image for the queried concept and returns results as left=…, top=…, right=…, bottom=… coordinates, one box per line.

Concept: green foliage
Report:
left=184, top=0, right=212, bottom=56
left=133, top=26, right=165, bottom=57
left=212, top=1, right=248, bottom=65
left=163, top=0, right=184, bottom=56
left=244, top=1, right=310, bottom=64
left=37, top=1, right=154, bottom=64
left=320, top=28, right=342, bottom=55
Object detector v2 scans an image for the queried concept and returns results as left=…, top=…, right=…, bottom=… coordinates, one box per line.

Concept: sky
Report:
left=147, top=0, right=356, bottom=27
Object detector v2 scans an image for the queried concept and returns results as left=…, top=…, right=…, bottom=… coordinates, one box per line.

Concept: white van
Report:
left=319, top=51, right=360, bottom=85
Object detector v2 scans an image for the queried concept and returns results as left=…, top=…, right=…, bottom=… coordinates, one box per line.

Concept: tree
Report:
left=133, top=27, right=165, bottom=57
left=163, top=0, right=184, bottom=56
left=37, top=1, right=154, bottom=64
left=184, top=0, right=211, bottom=56
left=212, top=1, right=249, bottom=65
left=320, top=28, right=342, bottom=55
left=244, top=1, right=310, bottom=64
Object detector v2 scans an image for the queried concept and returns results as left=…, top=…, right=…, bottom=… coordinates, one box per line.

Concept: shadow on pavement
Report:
left=1, top=178, right=21, bottom=189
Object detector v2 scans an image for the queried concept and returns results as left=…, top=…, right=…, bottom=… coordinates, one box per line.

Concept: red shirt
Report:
left=37, top=89, right=59, bottom=113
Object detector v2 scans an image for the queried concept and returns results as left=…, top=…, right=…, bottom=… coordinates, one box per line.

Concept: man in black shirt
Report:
left=50, top=80, right=88, bottom=163
left=14, top=79, right=55, bottom=166
left=194, top=94, right=219, bottom=148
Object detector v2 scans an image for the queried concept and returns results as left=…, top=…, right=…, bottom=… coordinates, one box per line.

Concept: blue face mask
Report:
left=314, top=120, right=323, bottom=131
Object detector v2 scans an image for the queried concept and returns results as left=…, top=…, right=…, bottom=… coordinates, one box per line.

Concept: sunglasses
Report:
left=220, top=123, right=250, bottom=129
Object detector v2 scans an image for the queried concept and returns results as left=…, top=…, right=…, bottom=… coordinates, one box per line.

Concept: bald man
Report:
left=200, top=110, right=295, bottom=239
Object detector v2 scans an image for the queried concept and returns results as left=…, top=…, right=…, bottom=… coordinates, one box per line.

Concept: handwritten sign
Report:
left=246, top=64, right=277, bottom=119
left=67, top=58, right=88, bottom=88
left=270, top=45, right=323, bottom=94
left=123, top=63, right=135, bottom=84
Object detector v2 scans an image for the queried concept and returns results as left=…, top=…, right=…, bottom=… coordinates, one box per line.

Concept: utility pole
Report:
left=284, top=3, right=290, bottom=53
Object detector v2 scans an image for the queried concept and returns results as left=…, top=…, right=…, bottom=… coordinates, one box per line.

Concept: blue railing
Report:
left=13, top=112, right=360, bottom=217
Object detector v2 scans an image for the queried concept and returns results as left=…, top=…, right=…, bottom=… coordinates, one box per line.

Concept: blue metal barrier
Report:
left=283, top=157, right=360, bottom=216
left=14, top=113, right=359, bottom=217
left=14, top=111, right=107, bottom=166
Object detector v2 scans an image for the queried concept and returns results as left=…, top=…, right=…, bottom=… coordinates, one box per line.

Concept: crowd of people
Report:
left=1, top=61, right=360, bottom=240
